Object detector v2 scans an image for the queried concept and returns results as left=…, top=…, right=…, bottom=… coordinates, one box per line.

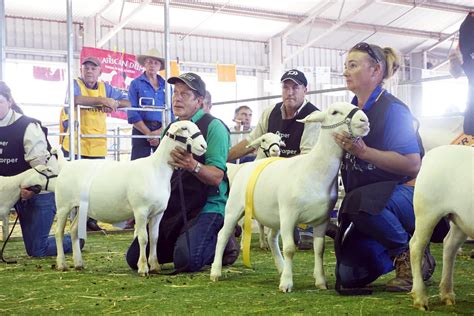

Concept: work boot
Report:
left=222, top=234, right=240, bottom=266
left=386, top=249, right=412, bottom=292
left=86, top=218, right=103, bottom=231
left=386, top=247, right=436, bottom=292
left=422, top=246, right=436, bottom=282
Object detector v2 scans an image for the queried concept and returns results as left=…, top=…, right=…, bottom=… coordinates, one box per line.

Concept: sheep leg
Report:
left=210, top=207, right=243, bottom=281
left=410, top=211, right=440, bottom=311
left=267, top=228, right=283, bottom=274
left=70, top=211, right=84, bottom=270
left=439, top=223, right=466, bottom=306
left=312, top=222, right=328, bottom=289
left=147, top=212, right=164, bottom=273
left=135, top=210, right=149, bottom=277
left=278, top=217, right=297, bottom=292
left=55, top=206, right=71, bottom=271
left=258, top=222, right=269, bottom=250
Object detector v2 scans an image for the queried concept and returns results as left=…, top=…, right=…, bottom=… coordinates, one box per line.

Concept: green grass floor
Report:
left=0, top=231, right=472, bottom=315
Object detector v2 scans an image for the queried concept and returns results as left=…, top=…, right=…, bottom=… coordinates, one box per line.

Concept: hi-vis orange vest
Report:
left=61, top=79, right=108, bottom=157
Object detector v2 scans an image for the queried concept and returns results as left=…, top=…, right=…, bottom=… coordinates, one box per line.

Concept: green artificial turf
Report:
left=0, top=231, right=472, bottom=315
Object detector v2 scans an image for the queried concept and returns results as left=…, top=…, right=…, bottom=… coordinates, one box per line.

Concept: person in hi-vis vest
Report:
left=61, top=56, right=130, bottom=231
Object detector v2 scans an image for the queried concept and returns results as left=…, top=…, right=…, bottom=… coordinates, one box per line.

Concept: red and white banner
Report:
left=80, top=47, right=144, bottom=119
left=80, top=46, right=144, bottom=90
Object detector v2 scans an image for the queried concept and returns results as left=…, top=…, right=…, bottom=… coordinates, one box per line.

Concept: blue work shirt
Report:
left=352, top=85, right=420, bottom=155
left=127, top=72, right=173, bottom=124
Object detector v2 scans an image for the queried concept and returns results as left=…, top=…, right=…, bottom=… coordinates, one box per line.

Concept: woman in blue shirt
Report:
left=128, top=48, right=169, bottom=160
left=333, top=43, right=438, bottom=293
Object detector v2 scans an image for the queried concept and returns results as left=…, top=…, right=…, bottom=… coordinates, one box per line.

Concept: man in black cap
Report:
left=228, top=69, right=321, bottom=249
left=126, top=72, right=239, bottom=272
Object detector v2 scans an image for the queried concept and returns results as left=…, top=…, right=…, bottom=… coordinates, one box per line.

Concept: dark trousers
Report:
left=131, top=127, right=158, bottom=160
left=126, top=213, right=224, bottom=272
left=337, top=185, right=415, bottom=287
left=16, top=192, right=72, bottom=257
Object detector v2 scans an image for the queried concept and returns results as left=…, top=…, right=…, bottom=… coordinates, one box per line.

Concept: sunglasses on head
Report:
left=353, top=42, right=380, bottom=63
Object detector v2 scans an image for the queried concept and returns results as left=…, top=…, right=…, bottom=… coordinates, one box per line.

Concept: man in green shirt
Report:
left=126, top=73, right=237, bottom=272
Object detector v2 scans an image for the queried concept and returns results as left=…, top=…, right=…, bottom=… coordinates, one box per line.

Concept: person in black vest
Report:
left=0, top=81, right=74, bottom=257
left=126, top=73, right=238, bottom=272
left=332, top=43, right=438, bottom=293
left=228, top=69, right=320, bottom=249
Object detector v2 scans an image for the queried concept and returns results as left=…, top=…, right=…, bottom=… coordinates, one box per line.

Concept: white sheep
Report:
left=226, top=132, right=284, bottom=250
left=0, top=153, right=60, bottom=240
left=210, top=102, right=370, bottom=292
left=410, top=145, right=474, bottom=310
left=226, top=132, right=284, bottom=186
left=0, top=165, right=57, bottom=227
left=54, top=120, right=207, bottom=276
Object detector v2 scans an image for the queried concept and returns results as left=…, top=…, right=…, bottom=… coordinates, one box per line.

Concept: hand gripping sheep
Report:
left=410, top=145, right=474, bottom=310
left=54, top=121, right=207, bottom=276
left=210, top=102, right=370, bottom=292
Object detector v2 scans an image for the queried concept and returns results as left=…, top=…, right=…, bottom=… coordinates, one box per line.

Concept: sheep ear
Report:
left=246, top=136, right=262, bottom=148
left=280, top=140, right=286, bottom=147
left=297, top=111, right=325, bottom=123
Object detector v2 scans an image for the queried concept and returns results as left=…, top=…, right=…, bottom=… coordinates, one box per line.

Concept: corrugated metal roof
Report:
left=4, top=0, right=474, bottom=61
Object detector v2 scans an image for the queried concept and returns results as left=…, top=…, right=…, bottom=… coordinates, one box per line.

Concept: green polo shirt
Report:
left=170, top=109, right=230, bottom=216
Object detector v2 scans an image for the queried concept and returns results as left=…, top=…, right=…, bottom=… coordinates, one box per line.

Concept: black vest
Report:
left=158, top=114, right=229, bottom=242
left=267, top=101, right=318, bottom=157
left=0, top=116, right=46, bottom=176
left=341, top=93, right=424, bottom=193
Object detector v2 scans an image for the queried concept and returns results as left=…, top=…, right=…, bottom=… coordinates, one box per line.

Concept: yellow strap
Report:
left=242, top=157, right=283, bottom=268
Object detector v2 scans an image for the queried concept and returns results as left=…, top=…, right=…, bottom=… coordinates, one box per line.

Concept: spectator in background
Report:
left=0, top=81, right=75, bottom=256
left=459, top=12, right=474, bottom=135
left=61, top=56, right=129, bottom=231
left=202, top=90, right=212, bottom=113
left=127, top=48, right=171, bottom=160
left=230, top=105, right=255, bottom=163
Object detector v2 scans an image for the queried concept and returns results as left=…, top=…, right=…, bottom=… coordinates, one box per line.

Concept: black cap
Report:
left=168, top=73, right=206, bottom=97
left=280, top=69, right=307, bottom=87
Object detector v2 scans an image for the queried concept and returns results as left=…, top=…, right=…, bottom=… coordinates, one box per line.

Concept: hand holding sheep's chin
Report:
left=333, top=132, right=368, bottom=158
left=20, top=188, right=35, bottom=201
left=169, top=147, right=196, bottom=172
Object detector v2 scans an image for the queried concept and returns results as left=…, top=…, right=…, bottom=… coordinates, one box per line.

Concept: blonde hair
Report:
left=350, top=43, right=401, bottom=83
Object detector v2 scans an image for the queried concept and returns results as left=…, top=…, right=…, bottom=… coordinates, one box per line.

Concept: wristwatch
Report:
left=193, top=162, right=202, bottom=174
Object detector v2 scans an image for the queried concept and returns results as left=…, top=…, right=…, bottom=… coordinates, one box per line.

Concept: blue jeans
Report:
left=126, top=212, right=224, bottom=272
left=15, top=192, right=72, bottom=257
left=338, top=185, right=415, bottom=287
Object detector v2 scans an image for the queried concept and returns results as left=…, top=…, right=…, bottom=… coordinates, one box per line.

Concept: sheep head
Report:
left=299, top=102, right=370, bottom=139
left=21, top=165, right=57, bottom=193
left=166, top=120, right=207, bottom=156
left=246, top=132, right=285, bottom=157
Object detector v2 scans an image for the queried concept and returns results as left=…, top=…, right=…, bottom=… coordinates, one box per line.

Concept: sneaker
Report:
left=386, top=250, right=412, bottom=292
left=298, top=234, right=313, bottom=250
left=86, top=218, right=103, bottom=231
left=222, top=234, right=240, bottom=266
